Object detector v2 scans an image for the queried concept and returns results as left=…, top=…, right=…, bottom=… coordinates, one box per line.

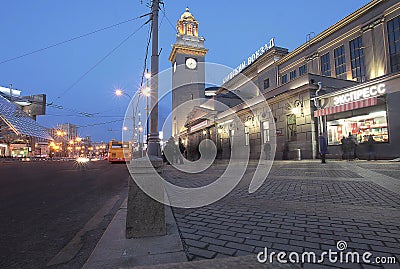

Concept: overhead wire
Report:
left=78, top=119, right=124, bottom=128
left=161, top=6, right=178, bottom=34
left=0, top=14, right=151, bottom=65
left=55, top=18, right=151, bottom=100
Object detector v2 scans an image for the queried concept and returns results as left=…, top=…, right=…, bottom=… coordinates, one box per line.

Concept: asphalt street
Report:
left=0, top=160, right=129, bottom=269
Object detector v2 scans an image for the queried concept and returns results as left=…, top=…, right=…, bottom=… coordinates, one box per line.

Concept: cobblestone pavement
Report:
left=163, top=160, right=400, bottom=269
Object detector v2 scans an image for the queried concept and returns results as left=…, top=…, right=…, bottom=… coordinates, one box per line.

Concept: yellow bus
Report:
left=108, top=140, right=132, bottom=163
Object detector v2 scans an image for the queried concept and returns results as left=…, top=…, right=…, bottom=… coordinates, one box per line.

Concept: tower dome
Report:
left=177, top=7, right=199, bottom=37
left=180, top=7, right=195, bottom=21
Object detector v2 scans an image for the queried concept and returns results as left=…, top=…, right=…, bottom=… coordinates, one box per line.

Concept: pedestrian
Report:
left=340, top=136, right=347, bottom=160
left=263, top=142, right=271, bottom=160
left=164, top=137, right=176, bottom=164
left=178, top=138, right=186, bottom=162
left=319, top=132, right=328, bottom=164
left=346, top=133, right=356, bottom=161
left=176, top=138, right=184, bottom=164
left=367, top=134, right=376, bottom=161
left=282, top=142, right=289, bottom=160
left=351, top=133, right=359, bottom=160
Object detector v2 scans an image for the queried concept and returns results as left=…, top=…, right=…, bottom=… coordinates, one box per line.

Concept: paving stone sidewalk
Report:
left=163, top=160, right=400, bottom=269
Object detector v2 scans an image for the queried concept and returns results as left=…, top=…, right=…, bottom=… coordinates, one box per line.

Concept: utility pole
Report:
left=126, top=0, right=166, bottom=239
left=147, top=0, right=160, bottom=157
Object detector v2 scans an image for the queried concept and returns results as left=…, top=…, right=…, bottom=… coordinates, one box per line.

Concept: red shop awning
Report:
left=314, top=97, right=377, bottom=117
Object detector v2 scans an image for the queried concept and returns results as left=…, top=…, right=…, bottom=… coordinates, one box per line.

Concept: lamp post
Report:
left=115, top=89, right=137, bottom=157
left=143, top=69, right=151, bottom=147
left=147, top=0, right=160, bottom=157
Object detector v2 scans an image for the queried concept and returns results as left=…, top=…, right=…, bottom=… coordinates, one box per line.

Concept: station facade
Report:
left=173, top=0, right=400, bottom=160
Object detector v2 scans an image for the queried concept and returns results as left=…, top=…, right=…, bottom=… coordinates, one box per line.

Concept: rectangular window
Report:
left=262, top=121, right=270, bottom=143
left=287, top=114, right=297, bottom=141
left=299, top=64, right=307, bottom=76
left=290, top=70, right=297, bottom=80
left=320, top=52, right=331, bottom=76
left=244, top=127, right=250, bottom=146
left=349, top=36, right=366, bottom=82
left=327, top=111, right=388, bottom=145
left=263, top=78, right=270, bottom=89
left=281, top=74, right=288, bottom=84
left=334, top=45, right=347, bottom=80
left=387, top=15, right=400, bottom=73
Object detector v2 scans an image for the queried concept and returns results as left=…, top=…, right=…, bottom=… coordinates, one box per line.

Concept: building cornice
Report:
left=169, top=44, right=208, bottom=62
left=276, top=0, right=384, bottom=66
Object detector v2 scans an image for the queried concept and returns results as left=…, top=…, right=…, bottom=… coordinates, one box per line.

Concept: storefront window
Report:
left=327, top=111, right=388, bottom=145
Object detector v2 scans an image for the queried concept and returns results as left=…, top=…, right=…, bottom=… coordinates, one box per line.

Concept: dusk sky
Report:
left=0, top=0, right=370, bottom=142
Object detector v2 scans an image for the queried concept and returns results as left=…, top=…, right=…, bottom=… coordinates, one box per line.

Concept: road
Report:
left=0, top=160, right=129, bottom=269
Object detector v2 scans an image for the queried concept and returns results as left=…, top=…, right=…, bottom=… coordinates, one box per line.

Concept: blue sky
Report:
left=0, top=0, right=370, bottom=142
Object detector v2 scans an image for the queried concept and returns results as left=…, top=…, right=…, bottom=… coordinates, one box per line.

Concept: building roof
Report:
left=180, top=7, right=195, bottom=21
left=0, top=95, right=52, bottom=140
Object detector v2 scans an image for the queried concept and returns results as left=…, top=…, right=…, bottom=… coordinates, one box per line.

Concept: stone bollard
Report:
left=126, top=156, right=166, bottom=238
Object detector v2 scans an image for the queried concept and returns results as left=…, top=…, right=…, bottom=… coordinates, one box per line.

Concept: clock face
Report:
left=185, top=57, right=197, bottom=69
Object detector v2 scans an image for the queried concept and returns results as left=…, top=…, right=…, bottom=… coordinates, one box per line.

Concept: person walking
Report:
left=177, top=138, right=185, bottom=164
left=164, top=137, right=176, bottom=164
left=340, top=136, right=347, bottom=160
left=263, top=142, right=271, bottom=160
left=367, top=134, right=376, bottom=161
left=319, top=132, right=328, bottom=164
left=347, top=133, right=356, bottom=161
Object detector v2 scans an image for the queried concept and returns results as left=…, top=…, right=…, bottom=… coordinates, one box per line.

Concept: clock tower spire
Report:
left=169, top=7, right=208, bottom=137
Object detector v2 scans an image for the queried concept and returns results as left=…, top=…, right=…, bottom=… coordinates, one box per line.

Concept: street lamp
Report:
left=115, top=89, right=124, bottom=97
left=143, top=69, right=152, bottom=148
left=145, top=70, right=151, bottom=80
left=114, top=88, right=137, bottom=157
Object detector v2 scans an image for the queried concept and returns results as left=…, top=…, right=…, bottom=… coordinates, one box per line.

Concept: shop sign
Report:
left=333, top=83, right=386, bottom=106
left=223, top=38, right=275, bottom=84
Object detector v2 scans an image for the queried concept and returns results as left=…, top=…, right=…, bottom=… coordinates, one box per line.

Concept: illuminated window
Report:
left=387, top=16, right=400, bottom=73
left=349, top=37, right=366, bottom=82
left=320, top=52, right=331, bottom=76
left=187, top=24, right=193, bottom=36
left=262, top=121, right=270, bottom=143
left=334, top=45, right=347, bottom=80
left=244, top=127, right=250, bottom=146
left=290, top=70, right=297, bottom=80
left=327, top=111, right=388, bottom=145
left=281, top=74, right=288, bottom=84
left=299, top=64, right=307, bottom=76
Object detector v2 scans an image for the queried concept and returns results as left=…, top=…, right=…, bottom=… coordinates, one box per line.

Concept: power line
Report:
left=140, top=25, right=152, bottom=89
left=78, top=119, right=124, bottom=128
left=161, top=6, right=177, bottom=33
left=45, top=114, right=124, bottom=118
left=56, top=19, right=151, bottom=100
left=0, top=14, right=151, bottom=65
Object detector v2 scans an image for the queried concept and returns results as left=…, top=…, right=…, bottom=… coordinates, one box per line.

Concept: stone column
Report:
left=126, top=157, right=166, bottom=238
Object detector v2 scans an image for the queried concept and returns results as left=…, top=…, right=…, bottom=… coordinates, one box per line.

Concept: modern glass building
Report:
left=0, top=94, right=52, bottom=157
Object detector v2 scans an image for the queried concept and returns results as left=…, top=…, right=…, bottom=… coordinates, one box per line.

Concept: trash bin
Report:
left=296, top=148, right=301, bottom=161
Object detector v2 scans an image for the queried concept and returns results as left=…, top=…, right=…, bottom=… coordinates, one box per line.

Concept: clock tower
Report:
left=169, top=7, right=208, bottom=136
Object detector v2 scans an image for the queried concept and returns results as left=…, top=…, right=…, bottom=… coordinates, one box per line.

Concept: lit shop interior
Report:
left=326, top=103, right=388, bottom=145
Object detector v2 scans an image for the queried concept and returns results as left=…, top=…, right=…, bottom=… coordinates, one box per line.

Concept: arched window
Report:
left=187, top=24, right=193, bottom=36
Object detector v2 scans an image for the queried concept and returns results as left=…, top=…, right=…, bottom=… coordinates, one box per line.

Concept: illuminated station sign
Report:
left=333, top=83, right=386, bottom=106
left=223, top=38, right=275, bottom=84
